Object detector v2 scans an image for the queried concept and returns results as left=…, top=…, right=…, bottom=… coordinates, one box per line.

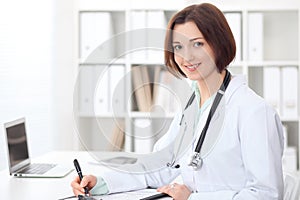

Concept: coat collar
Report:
left=224, top=74, right=247, bottom=105
left=210, top=74, right=247, bottom=122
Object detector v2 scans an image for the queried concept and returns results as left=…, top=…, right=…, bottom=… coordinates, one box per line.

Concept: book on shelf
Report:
left=153, top=69, right=182, bottom=113
left=131, top=65, right=183, bottom=113
left=152, top=66, right=163, bottom=108
left=108, top=121, right=125, bottom=151
left=153, top=69, right=173, bottom=113
left=131, top=66, right=152, bottom=112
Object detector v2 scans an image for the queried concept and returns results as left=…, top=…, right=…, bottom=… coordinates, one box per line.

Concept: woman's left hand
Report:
left=157, top=183, right=192, bottom=200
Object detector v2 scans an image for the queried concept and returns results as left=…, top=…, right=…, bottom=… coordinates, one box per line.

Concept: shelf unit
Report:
left=73, top=0, right=300, bottom=170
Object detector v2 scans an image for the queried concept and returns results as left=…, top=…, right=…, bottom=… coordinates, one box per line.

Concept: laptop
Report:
left=4, top=117, right=73, bottom=178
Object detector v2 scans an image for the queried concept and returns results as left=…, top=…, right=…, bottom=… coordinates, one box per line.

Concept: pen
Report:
left=73, top=159, right=89, bottom=196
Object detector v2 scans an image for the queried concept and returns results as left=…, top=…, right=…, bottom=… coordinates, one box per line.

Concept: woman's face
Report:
left=172, top=21, right=217, bottom=81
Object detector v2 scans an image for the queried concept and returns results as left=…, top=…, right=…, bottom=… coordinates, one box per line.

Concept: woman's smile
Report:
left=184, top=63, right=201, bottom=72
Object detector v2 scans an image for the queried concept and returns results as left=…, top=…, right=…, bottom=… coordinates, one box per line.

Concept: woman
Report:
left=71, top=3, right=284, bottom=199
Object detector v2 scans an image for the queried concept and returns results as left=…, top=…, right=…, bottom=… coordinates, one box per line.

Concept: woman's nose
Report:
left=182, top=48, right=195, bottom=62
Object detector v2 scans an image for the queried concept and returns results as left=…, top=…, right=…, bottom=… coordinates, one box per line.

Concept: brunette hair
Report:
left=164, top=3, right=236, bottom=78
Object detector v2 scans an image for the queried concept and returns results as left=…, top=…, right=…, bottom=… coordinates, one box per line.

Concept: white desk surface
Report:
left=0, top=151, right=170, bottom=200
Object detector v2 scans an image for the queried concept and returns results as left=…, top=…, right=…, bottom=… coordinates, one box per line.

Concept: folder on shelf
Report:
left=130, top=11, right=147, bottom=60
left=108, top=65, right=126, bottom=114
left=79, top=66, right=96, bottom=115
left=282, top=124, right=288, bottom=149
left=263, top=66, right=281, bottom=115
left=224, top=12, right=242, bottom=62
left=283, top=146, right=297, bottom=172
left=146, top=10, right=167, bottom=61
left=133, top=118, right=154, bottom=154
left=94, top=66, right=109, bottom=114
left=248, top=13, right=263, bottom=61
left=282, top=66, right=298, bottom=118
left=80, top=12, right=114, bottom=62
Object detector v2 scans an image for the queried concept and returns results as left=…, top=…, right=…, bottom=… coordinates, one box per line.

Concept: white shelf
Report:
left=78, top=58, right=126, bottom=65
left=247, top=61, right=299, bottom=67
left=77, top=113, right=126, bottom=118
left=129, top=111, right=176, bottom=119
left=281, top=117, right=300, bottom=122
left=129, top=59, right=165, bottom=66
left=218, top=1, right=300, bottom=12
left=74, top=1, right=300, bottom=170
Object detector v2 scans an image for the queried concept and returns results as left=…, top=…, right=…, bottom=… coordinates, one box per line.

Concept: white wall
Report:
left=0, top=0, right=79, bottom=170
left=51, top=0, right=80, bottom=151
left=0, top=0, right=54, bottom=170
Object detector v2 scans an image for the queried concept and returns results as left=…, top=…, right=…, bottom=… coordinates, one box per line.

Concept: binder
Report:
left=133, top=118, right=154, bottom=153
left=282, top=124, right=288, bottom=149
left=130, top=11, right=147, bottom=60
left=263, top=66, right=281, bottom=115
left=248, top=13, right=263, bottom=61
left=225, top=13, right=242, bottom=62
left=79, top=66, right=95, bottom=115
left=146, top=11, right=167, bottom=61
left=108, top=65, right=125, bottom=114
left=94, top=66, right=109, bottom=114
left=282, top=66, right=298, bottom=118
left=283, top=146, right=297, bottom=172
left=80, top=12, right=114, bottom=61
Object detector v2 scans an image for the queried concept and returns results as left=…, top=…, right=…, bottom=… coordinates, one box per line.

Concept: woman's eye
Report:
left=194, top=42, right=203, bottom=47
left=173, top=45, right=182, bottom=51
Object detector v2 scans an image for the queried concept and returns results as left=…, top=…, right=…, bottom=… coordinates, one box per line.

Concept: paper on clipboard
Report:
left=59, top=189, right=171, bottom=200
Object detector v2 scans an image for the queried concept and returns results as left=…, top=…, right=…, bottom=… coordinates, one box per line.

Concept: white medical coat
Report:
left=99, top=75, right=284, bottom=199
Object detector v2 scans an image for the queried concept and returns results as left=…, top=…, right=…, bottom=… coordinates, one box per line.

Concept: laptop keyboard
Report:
left=18, top=163, right=57, bottom=174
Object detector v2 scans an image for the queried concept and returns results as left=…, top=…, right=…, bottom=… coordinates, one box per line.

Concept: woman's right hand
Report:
left=71, top=174, right=97, bottom=196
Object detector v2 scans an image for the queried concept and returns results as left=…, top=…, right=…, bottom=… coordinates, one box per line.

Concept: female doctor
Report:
left=71, top=3, right=284, bottom=199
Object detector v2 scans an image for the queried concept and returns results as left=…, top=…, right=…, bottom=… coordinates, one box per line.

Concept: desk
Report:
left=0, top=151, right=170, bottom=200
left=0, top=151, right=85, bottom=200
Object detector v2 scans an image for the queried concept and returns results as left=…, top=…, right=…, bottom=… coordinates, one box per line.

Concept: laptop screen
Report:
left=6, top=121, right=29, bottom=168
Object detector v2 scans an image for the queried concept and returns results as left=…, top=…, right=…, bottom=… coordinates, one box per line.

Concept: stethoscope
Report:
left=167, top=70, right=231, bottom=170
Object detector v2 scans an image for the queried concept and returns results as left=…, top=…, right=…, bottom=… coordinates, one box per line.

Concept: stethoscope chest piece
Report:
left=188, top=152, right=203, bottom=170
